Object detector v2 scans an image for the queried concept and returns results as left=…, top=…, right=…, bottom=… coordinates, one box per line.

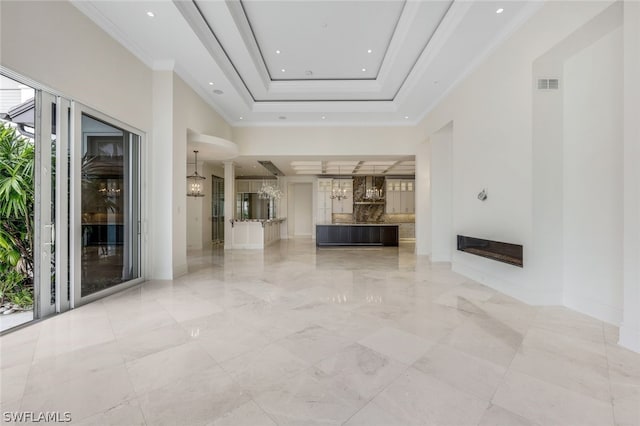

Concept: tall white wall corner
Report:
left=430, top=123, right=453, bottom=262
left=149, top=70, right=175, bottom=279
left=620, top=0, right=640, bottom=353
left=415, top=138, right=431, bottom=256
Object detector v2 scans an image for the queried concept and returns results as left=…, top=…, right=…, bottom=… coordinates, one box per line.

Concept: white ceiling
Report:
left=72, top=0, right=541, bottom=127
left=228, top=156, right=415, bottom=177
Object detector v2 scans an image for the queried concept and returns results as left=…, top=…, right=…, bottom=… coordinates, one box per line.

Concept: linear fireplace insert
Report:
left=457, top=235, right=523, bottom=267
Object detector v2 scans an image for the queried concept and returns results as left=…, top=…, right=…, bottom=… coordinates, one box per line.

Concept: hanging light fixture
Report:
left=257, top=179, right=283, bottom=200
left=330, top=165, right=349, bottom=201
left=187, top=150, right=206, bottom=197
left=364, top=165, right=383, bottom=201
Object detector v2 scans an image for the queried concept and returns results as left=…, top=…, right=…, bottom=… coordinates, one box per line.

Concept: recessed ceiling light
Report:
left=281, top=68, right=286, bottom=73
left=276, top=50, right=281, bottom=54
left=321, top=116, right=326, bottom=120
left=213, top=89, right=224, bottom=95
left=404, top=116, right=409, bottom=119
left=362, top=68, right=366, bottom=72
left=208, top=82, right=214, bottom=85
left=146, top=11, right=155, bottom=17
left=367, top=49, right=372, bottom=54
left=496, top=8, right=504, bottom=14
left=239, top=116, right=243, bottom=120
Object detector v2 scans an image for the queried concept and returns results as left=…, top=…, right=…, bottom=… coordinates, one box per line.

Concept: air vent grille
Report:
left=537, top=78, right=559, bottom=90
left=258, top=160, right=285, bottom=176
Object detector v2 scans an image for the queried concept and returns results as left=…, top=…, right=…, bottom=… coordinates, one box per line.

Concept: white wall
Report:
left=430, top=123, right=453, bottom=262
left=0, top=1, right=152, bottom=131
left=233, top=126, right=421, bottom=157
left=186, top=197, right=203, bottom=250
left=419, top=0, right=621, bottom=306
left=415, top=140, right=431, bottom=255
left=292, top=183, right=313, bottom=237
left=173, top=74, right=232, bottom=275
left=151, top=71, right=175, bottom=279
left=562, top=27, right=623, bottom=324
left=620, top=0, right=640, bottom=352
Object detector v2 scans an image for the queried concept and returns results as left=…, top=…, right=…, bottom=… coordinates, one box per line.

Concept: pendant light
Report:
left=364, top=166, right=382, bottom=201
left=330, top=165, right=349, bottom=201
left=187, top=150, right=205, bottom=197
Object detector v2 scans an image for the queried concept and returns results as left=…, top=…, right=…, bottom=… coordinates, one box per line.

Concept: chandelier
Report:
left=364, top=166, right=383, bottom=201
left=187, top=150, right=205, bottom=197
left=330, top=166, right=349, bottom=201
left=257, top=180, right=283, bottom=200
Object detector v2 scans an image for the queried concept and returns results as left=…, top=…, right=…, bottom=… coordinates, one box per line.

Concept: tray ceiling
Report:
left=72, top=0, right=540, bottom=126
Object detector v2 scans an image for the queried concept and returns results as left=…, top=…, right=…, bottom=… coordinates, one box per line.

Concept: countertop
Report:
left=230, top=218, right=286, bottom=224
left=317, top=223, right=399, bottom=226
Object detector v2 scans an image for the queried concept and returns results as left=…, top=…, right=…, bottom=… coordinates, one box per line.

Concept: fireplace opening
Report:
left=457, top=235, right=523, bottom=267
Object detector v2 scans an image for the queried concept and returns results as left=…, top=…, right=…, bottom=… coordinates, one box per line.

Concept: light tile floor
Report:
left=1, top=239, right=639, bottom=425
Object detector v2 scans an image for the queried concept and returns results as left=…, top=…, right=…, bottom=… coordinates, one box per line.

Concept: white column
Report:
left=224, top=161, right=236, bottom=250
left=415, top=139, right=431, bottom=255
left=430, top=124, right=453, bottom=262
left=620, top=0, right=640, bottom=352
left=149, top=70, right=174, bottom=279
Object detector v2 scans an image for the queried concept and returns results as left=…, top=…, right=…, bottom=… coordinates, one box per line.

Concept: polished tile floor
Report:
left=1, top=239, right=639, bottom=425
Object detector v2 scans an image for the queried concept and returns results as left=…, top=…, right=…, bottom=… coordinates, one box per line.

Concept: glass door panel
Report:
left=35, top=91, right=56, bottom=318
left=0, top=76, right=71, bottom=332
left=72, top=106, right=141, bottom=304
left=211, top=176, right=224, bottom=244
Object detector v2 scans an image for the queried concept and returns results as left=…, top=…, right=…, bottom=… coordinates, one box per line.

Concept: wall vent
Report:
left=258, top=160, right=285, bottom=176
left=537, top=78, right=559, bottom=90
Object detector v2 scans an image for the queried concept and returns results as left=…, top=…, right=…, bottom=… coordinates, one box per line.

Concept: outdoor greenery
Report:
left=0, top=121, right=34, bottom=308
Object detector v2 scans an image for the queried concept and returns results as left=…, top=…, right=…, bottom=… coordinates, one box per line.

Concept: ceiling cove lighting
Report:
left=187, top=150, right=205, bottom=197
left=496, top=8, right=504, bottom=14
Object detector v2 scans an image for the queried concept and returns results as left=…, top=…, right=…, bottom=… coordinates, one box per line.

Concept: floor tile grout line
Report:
left=484, top=318, right=532, bottom=420
left=339, top=360, right=412, bottom=426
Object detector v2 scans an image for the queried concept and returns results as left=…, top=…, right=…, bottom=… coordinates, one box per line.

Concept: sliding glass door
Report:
left=71, top=105, right=142, bottom=305
left=34, top=91, right=70, bottom=318
left=1, top=71, right=145, bottom=328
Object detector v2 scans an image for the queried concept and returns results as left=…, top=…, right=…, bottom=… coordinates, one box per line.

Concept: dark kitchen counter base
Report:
left=316, top=224, right=399, bottom=247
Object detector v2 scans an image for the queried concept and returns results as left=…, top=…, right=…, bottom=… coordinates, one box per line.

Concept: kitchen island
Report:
left=316, top=224, right=399, bottom=247
left=229, top=218, right=285, bottom=249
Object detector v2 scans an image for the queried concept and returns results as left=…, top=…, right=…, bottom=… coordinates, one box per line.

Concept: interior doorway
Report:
left=211, top=175, right=224, bottom=244
left=292, top=183, right=312, bottom=237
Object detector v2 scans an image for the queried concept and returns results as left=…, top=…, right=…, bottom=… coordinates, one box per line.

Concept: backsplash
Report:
left=353, top=176, right=386, bottom=223
left=332, top=212, right=415, bottom=224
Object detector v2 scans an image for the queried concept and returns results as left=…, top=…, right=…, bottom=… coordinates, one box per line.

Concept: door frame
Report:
left=70, top=102, right=146, bottom=308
